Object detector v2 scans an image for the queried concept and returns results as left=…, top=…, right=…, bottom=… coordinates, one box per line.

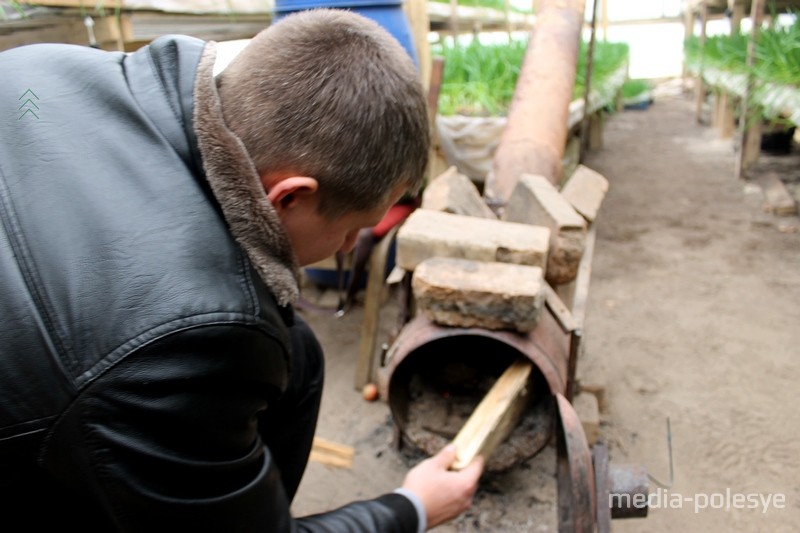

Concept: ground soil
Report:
left=290, top=83, right=800, bottom=532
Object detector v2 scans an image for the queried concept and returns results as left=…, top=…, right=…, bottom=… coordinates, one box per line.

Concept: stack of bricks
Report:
left=397, top=164, right=610, bottom=334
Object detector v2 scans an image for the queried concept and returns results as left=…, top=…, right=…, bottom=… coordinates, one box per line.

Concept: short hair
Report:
left=216, top=8, right=429, bottom=217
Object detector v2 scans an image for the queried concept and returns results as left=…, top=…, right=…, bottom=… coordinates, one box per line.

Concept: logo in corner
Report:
left=18, top=89, right=40, bottom=120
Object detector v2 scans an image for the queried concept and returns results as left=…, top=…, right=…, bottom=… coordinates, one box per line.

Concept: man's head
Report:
left=216, top=8, right=429, bottom=221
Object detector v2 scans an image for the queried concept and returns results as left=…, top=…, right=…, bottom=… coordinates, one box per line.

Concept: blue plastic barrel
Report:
left=273, top=0, right=419, bottom=67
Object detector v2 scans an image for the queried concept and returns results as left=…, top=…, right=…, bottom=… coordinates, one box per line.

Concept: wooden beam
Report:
left=450, top=359, right=532, bottom=471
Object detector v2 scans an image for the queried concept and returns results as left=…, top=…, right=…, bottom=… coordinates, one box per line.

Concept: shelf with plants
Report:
left=432, top=37, right=630, bottom=182
left=435, top=38, right=630, bottom=119
left=684, top=16, right=800, bottom=126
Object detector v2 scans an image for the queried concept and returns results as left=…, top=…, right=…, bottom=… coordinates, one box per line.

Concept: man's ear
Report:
left=263, top=175, right=319, bottom=214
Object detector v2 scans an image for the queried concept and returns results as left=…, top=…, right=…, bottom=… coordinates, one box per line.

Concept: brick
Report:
left=572, top=392, right=600, bottom=446
left=396, top=209, right=550, bottom=272
left=422, top=166, right=497, bottom=219
left=561, top=164, right=610, bottom=222
left=412, top=257, right=545, bottom=332
left=503, top=174, right=587, bottom=285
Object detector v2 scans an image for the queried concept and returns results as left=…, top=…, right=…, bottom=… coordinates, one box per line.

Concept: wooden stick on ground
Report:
left=310, top=437, right=354, bottom=469
left=450, top=359, right=533, bottom=471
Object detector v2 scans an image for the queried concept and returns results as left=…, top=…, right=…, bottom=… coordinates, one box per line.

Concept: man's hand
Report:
left=401, top=444, right=484, bottom=529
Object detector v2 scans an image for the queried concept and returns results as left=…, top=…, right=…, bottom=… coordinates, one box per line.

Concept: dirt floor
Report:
left=290, top=83, right=800, bottom=532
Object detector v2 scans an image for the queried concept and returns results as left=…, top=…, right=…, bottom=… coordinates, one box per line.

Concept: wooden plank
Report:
left=544, top=281, right=577, bottom=333
left=1, top=21, right=71, bottom=52
left=309, top=437, right=354, bottom=469
left=31, top=0, right=122, bottom=8
left=569, top=224, right=596, bottom=330
left=450, top=359, right=532, bottom=471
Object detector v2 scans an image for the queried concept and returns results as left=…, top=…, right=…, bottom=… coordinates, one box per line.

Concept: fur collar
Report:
left=193, top=42, right=299, bottom=307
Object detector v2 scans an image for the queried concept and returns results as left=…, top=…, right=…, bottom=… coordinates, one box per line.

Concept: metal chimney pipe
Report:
left=485, top=0, right=587, bottom=208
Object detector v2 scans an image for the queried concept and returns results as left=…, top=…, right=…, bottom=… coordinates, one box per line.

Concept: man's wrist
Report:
left=393, top=487, right=427, bottom=533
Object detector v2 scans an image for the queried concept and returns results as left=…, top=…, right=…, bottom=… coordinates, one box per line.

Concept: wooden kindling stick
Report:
left=310, top=437, right=354, bottom=469
left=450, top=359, right=533, bottom=470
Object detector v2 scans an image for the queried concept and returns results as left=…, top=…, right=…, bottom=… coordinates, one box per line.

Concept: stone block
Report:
left=561, top=164, right=610, bottom=222
left=578, top=381, right=607, bottom=413
left=759, top=171, right=797, bottom=217
left=396, top=209, right=550, bottom=272
left=422, top=166, right=497, bottom=219
left=412, top=257, right=545, bottom=332
left=503, top=174, right=587, bottom=285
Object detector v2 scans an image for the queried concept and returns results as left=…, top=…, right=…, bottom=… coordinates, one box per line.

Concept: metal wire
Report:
left=647, top=417, right=674, bottom=489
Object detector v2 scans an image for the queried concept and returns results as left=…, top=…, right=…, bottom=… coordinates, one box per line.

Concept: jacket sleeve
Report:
left=41, top=323, right=419, bottom=533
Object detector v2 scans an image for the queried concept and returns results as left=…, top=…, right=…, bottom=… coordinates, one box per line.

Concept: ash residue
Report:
left=400, top=370, right=554, bottom=472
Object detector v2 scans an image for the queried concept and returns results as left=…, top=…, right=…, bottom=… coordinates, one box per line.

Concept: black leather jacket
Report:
left=0, top=36, right=417, bottom=532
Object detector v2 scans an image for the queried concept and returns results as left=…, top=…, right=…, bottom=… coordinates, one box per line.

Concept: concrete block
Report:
left=396, top=209, right=550, bottom=272
left=572, top=392, right=600, bottom=446
left=503, top=174, right=587, bottom=285
left=412, top=257, right=545, bottom=332
left=561, top=164, right=610, bottom=222
left=422, top=166, right=497, bottom=219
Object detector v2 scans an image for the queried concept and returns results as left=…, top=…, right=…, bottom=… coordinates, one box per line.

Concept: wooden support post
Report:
left=450, top=359, right=533, bottom=470
left=504, top=0, right=513, bottom=41
left=601, top=0, right=608, bottom=41
left=404, top=0, right=431, bottom=93
left=355, top=226, right=399, bottom=390
left=426, top=57, right=450, bottom=181
left=682, top=2, right=694, bottom=89
left=719, top=91, right=735, bottom=139
left=588, top=112, right=604, bottom=151
left=735, top=0, right=765, bottom=180
left=695, top=4, right=708, bottom=124
left=712, top=89, right=722, bottom=129
left=449, top=0, right=460, bottom=43
left=731, top=3, right=745, bottom=36
left=579, top=0, right=600, bottom=163
left=93, top=15, right=128, bottom=51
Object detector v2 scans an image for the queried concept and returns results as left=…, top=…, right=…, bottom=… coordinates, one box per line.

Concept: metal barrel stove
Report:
left=381, top=1, right=651, bottom=530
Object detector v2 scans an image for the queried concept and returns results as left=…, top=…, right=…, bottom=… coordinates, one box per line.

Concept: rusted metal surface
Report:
left=556, top=393, right=595, bottom=533
left=383, top=309, right=569, bottom=470
left=593, top=443, right=611, bottom=533
left=485, top=0, right=587, bottom=207
left=385, top=307, right=570, bottom=401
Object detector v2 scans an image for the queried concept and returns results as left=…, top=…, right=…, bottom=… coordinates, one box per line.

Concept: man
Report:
left=0, top=9, right=483, bottom=532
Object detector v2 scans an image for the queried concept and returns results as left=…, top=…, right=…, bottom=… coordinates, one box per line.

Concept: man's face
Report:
left=280, top=184, right=406, bottom=267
